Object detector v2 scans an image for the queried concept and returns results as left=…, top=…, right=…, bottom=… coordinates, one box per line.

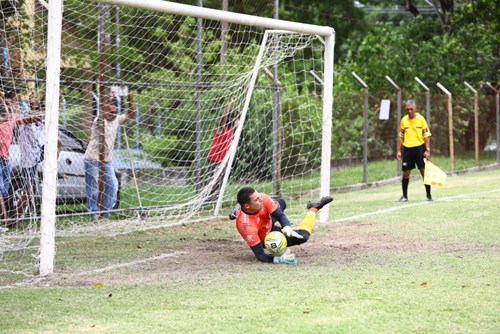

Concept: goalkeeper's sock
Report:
left=298, top=210, right=317, bottom=234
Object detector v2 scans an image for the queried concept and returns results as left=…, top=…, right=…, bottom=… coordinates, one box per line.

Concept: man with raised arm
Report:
left=84, top=91, right=135, bottom=219
left=206, top=95, right=240, bottom=202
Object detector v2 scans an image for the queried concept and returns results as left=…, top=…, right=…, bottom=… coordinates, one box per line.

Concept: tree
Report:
left=0, top=0, right=25, bottom=91
left=279, top=0, right=368, bottom=60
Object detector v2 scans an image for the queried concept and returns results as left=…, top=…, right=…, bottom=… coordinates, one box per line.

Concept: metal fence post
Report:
left=464, top=81, right=479, bottom=167
left=437, top=82, right=455, bottom=173
left=385, top=75, right=401, bottom=176
left=486, top=83, right=500, bottom=163
left=352, top=72, right=368, bottom=183
left=415, top=77, right=431, bottom=126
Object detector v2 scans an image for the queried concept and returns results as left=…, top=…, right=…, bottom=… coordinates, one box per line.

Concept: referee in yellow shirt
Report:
left=396, top=100, right=432, bottom=202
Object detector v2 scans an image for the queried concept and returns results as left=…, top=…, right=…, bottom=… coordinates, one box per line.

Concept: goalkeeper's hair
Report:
left=237, top=187, right=256, bottom=206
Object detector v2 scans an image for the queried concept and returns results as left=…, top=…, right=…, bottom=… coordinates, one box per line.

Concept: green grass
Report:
left=0, top=166, right=498, bottom=333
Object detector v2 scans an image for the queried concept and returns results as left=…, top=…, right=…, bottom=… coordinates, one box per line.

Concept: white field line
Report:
left=1, top=251, right=186, bottom=289
left=329, top=188, right=500, bottom=224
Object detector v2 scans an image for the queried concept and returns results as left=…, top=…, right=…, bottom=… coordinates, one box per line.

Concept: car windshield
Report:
left=58, top=129, right=86, bottom=153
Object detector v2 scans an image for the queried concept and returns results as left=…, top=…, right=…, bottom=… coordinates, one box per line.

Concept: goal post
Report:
left=213, top=29, right=334, bottom=222
left=39, top=0, right=63, bottom=276
left=1, top=0, right=335, bottom=278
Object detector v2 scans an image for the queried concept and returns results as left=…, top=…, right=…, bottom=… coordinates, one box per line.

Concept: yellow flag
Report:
left=424, top=160, right=447, bottom=186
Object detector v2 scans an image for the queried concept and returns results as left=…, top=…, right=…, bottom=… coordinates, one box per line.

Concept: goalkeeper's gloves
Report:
left=273, top=253, right=297, bottom=265
left=282, top=226, right=303, bottom=239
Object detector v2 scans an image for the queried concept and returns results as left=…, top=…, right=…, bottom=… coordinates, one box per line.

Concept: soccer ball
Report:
left=264, top=231, right=287, bottom=256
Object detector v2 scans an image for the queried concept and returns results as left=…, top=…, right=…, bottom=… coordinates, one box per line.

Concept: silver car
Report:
left=8, top=126, right=120, bottom=218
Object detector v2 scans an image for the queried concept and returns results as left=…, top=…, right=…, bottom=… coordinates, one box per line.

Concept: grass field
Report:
left=0, top=165, right=499, bottom=333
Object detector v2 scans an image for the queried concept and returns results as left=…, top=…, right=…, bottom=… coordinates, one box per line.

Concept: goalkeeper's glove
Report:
left=273, top=253, right=297, bottom=265
left=282, top=226, right=303, bottom=239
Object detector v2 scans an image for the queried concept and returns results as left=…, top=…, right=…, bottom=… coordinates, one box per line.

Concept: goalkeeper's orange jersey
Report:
left=235, top=193, right=278, bottom=247
left=399, top=113, right=431, bottom=148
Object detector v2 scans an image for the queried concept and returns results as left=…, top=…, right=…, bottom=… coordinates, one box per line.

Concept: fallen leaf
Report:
left=93, top=283, right=105, bottom=287
left=420, top=282, right=428, bottom=287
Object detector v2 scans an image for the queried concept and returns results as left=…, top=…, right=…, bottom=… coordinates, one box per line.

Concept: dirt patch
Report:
left=32, top=219, right=488, bottom=287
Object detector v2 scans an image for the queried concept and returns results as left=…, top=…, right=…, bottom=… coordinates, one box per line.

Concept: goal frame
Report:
left=41, top=0, right=335, bottom=275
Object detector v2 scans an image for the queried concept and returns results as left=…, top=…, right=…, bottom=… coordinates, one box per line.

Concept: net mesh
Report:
left=0, top=1, right=327, bottom=276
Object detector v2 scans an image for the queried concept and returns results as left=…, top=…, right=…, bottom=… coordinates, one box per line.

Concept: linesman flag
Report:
left=424, top=160, right=447, bottom=186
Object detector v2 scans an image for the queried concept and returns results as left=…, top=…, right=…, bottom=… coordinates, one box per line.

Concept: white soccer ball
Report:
left=264, top=231, right=287, bottom=256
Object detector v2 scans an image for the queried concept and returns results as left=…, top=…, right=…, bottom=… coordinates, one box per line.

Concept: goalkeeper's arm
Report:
left=250, top=243, right=274, bottom=263
left=271, top=208, right=303, bottom=239
left=270, top=207, right=291, bottom=228
left=250, top=244, right=296, bottom=265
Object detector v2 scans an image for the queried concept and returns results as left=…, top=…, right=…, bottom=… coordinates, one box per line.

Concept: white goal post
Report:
left=38, top=0, right=335, bottom=276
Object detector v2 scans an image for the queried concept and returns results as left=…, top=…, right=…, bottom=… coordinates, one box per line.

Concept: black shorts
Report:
left=402, top=144, right=426, bottom=171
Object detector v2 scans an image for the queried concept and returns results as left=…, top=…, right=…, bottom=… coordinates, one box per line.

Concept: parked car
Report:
left=484, top=141, right=498, bottom=151
left=7, top=126, right=120, bottom=218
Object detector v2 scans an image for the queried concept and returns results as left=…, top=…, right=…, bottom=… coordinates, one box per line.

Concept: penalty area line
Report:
left=1, top=251, right=186, bottom=289
left=329, top=188, right=500, bottom=224
left=65, top=251, right=187, bottom=278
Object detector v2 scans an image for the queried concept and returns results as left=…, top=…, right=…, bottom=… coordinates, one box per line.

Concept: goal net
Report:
left=0, top=0, right=333, bottom=280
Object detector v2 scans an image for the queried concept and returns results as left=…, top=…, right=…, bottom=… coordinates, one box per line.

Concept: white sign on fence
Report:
left=111, top=85, right=129, bottom=97
left=379, top=99, right=390, bottom=120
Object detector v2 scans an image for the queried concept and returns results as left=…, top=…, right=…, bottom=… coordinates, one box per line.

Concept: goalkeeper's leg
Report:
left=287, top=196, right=333, bottom=247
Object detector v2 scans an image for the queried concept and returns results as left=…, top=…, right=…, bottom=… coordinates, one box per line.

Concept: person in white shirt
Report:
left=84, top=91, right=135, bottom=219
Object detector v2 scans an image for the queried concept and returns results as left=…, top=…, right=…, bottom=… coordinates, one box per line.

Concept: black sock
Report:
left=425, top=185, right=431, bottom=197
left=402, top=178, right=409, bottom=198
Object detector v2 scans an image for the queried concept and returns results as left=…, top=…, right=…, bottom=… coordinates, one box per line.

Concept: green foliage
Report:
left=17, top=0, right=500, bottom=165
left=140, top=133, right=186, bottom=167
left=332, top=2, right=498, bottom=158
left=337, top=3, right=498, bottom=92
left=280, top=0, right=367, bottom=60
left=231, top=88, right=274, bottom=181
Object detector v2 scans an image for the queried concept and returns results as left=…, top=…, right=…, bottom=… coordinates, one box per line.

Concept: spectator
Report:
left=206, top=95, right=239, bottom=201
left=14, top=93, right=62, bottom=224
left=84, top=91, right=135, bottom=219
left=0, top=90, right=42, bottom=224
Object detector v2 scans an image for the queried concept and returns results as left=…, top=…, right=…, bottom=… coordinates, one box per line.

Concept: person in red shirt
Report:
left=234, top=186, right=333, bottom=264
left=206, top=95, right=239, bottom=201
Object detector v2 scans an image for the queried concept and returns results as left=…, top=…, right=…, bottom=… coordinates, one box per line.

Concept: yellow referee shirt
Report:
left=399, top=113, right=431, bottom=148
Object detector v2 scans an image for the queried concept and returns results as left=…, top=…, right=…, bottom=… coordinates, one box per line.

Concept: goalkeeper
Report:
left=232, top=187, right=332, bottom=265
